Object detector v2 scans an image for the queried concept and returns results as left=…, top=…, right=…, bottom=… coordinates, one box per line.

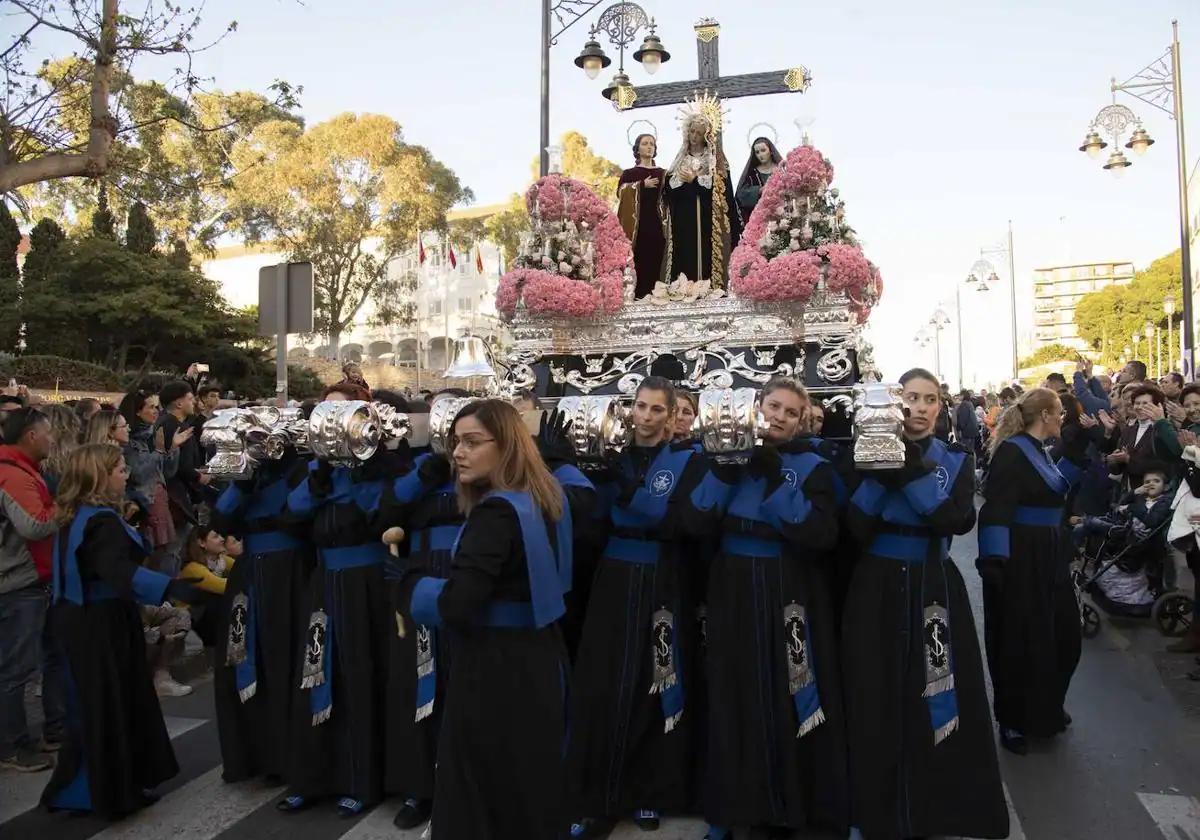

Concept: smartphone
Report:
left=194, top=363, right=210, bottom=374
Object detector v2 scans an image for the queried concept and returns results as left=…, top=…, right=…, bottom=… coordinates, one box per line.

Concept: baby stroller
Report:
left=1071, top=512, right=1193, bottom=640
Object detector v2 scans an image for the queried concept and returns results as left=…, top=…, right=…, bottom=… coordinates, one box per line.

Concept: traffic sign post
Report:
left=258, top=262, right=314, bottom=406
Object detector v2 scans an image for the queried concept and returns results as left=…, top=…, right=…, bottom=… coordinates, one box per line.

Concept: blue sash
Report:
left=53, top=506, right=164, bottom=607
left=1007, top=434, right=1068, bottom=495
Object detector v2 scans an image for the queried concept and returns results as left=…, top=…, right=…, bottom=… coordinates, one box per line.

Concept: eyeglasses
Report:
left=449, top=435, right=495, bottom=453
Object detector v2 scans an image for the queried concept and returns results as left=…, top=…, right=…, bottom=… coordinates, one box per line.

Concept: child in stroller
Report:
left=1071, top=466, right=1173, bottom=618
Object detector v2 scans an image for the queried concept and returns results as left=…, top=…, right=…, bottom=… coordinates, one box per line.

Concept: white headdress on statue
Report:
left=667, top=91, right=730, bottom=187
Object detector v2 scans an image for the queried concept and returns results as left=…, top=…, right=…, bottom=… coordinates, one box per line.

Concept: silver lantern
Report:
left=695, top=388, right=769, bottom=454
left=428, top=395, right=480, bottom=455
left=556, top=396, right=630, bottom=457
left=851, top=382, right=906, bottom=470
left=307, top=400, right=384, bottom=467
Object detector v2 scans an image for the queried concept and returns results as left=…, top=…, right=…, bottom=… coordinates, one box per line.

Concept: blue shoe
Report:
left=275, top=795, right=311, bottom=813
left=336, top=797, right=364, bottom=818
left=633, top=809, right=660, bottom=831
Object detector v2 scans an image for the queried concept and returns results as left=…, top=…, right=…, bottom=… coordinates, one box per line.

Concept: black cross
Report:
left=620, top=18, right=810, bottom=111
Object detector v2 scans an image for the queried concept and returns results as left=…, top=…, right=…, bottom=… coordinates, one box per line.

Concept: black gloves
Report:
left=417, top=453, right=454, bottom=488
left=707, top=458, right=742, bottom=485
left=308, top=460, right=335, bottom=497
left=537, top=408, right=574, bottom=469
left=748, top=445, right=782, bottom=482
left=165, top=578, right=203, bottom=604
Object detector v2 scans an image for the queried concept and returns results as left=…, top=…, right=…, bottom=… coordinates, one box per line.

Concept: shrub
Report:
left=0, top=356, right=124, bottom=391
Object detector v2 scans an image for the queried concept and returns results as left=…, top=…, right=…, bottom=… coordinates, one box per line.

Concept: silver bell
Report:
left=443, top=335, right=497, bottom=379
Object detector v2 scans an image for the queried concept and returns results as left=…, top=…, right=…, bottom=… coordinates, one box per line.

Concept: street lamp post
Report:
left=1145, top=321, right=1158, bottom=377
left=540, top=1, right=670, bottom=177
left=1078, top=20, right=1193, bottom=379
left=928, top=309, right=950, bottom=383
left=955, top=282, right=964, bottom=391
left=1166, top=293, right=1177, bottom=372
left=966, top=220, right=1019, bottom=381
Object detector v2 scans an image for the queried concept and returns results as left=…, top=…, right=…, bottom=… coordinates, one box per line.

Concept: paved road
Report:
left=5, top=525, right=1200, bottom=840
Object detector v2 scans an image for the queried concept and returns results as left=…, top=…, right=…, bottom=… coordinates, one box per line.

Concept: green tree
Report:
left=125, top=202, right=157, bottom=254
left=1075, top=250, right=1183, bottom=368
left=227, top=113, right=472, bottom=352
left=485, top=193, right=531, bottom=265
left=22, top=218, right=67, bottom=292
left=91, top=186, right=117, bottom=240
left=1019, top=343, right=1077, bottom=369
left=0, top=203, right=21, bottom=352
left=0, top=0, right=298, bottom=196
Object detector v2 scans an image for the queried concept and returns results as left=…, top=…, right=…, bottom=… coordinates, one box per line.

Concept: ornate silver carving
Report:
left=695, top=388, right=769, bottom=454
left=556, top=396, right=630, bottom=457
left=816, top=348, right=853, bottom=384
left=428, top=396, right=480, bottom=455
left=551, top=350, right=658, bottom=395
left=857, top=338, right=881, bottom=383
left=201, top=409, right=273, bottom=479
left=307, top=401, right=382, bottom=467
left=617, top=373, right=644, bottom=394
left=851, top=383, right=905, bottom=470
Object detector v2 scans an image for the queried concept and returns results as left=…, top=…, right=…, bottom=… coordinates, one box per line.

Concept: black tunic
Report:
left=977, top=432, right=1083, bottom=739
left=665, top=169, right=743, bottom=286
left=566, top=443, right=704, bottom=819
left=686, top=444, right=849, bottom=832
left=210, top=457, right=314, bottom=783
left=396, top=497, right=571, bottom=840
left=41, top=514, right=179, bottom=820
left=282, top=449, right=408, bottom=806
left=844, top=437, right=1008, bottom=840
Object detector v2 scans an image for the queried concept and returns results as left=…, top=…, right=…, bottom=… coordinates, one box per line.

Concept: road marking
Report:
left=1001, top=780, right=1026, bottom=840
left=1137, top=792, right=1200, bottom=840
left=91, top=766, right=282, bottom=839
left=163, top=715, right=208, bottom=740
left=339, top=801, right=422, bottom=840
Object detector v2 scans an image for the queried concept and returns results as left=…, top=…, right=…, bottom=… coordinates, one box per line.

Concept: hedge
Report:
left=0, top=356, right=124, bottom=391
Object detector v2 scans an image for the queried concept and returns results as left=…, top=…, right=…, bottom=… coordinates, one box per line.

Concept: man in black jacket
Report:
left=157, top=380, right=210, bottom=574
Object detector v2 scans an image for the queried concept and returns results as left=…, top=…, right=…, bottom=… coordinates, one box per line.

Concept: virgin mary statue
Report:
left=664, top=113, right=742, bottom=289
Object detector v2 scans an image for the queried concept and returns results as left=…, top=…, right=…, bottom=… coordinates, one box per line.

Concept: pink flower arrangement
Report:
left=498, top=176, right=630, bottom=320
left=728, top=143, right=881, bottom=319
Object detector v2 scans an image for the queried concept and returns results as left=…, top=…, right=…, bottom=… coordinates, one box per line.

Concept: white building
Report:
left=200, top=204, right=509, bottom=372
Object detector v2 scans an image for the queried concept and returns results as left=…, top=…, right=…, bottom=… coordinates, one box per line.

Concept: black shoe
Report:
left=632, top=809, right=660, bottom=831
left=276, top=795, right=313, bottom=813
left=1000, top=730, right=1028, bottom=756
left=393, top=798, right=432, bottom=829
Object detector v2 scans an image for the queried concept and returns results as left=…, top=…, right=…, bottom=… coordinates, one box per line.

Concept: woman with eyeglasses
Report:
left=275, top=390, right=412, bottom=819
left=978, top=387, right=1090, bottom=757
left=392, top=399, right=574, bottom=840
left=41, top=445, right=202, bottom=819
left=841, top=369, right=1007, bottom=840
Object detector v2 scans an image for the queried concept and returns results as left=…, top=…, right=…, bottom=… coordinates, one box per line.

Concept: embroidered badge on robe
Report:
left=226, top=592, right=249, bottom=667
left=922, top=602, right=959, bottom=744
left=649, top=608, right=683, bottom=732
left=414, top=625, right=437, bottom=722
left=301, top=610, right=328, bottom=690
left=784, top=602, right=825, bottom=737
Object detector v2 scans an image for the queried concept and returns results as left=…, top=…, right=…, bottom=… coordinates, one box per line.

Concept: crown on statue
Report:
left=677, top=90, right=729, bottom=137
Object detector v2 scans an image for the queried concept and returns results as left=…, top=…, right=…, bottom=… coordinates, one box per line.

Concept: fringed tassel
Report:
left=648, top=670, right=677, bottom=696
left=300, top=671, right=323, bottom=690
left=922, top=672, right=955, bottom=698
left=415, top=701, right=435, bottom=723
left=238, top=681, right=257, bottom=703
left=664, top=710, right=683, bottom=733
left=417, top=660, right=435, bottom=679
left=312, top=705, right=332, bottom=726
left=933, top=715, right=959, bottom=745
left=795, top=706, right=826, bottom=738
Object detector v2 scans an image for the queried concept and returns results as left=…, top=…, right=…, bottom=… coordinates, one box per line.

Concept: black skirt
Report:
left=432, top=624, right=569, bottom=840
left=981, top=522, right=1082, bottom=738
left=213, top=545, right=312, bottom=783
left=704, top=549, right=849, bottom=831
left=287, top=561, right=390, bottom=804
left=41, top=600, right=179, bottom=819
left=843, top=554, right=1008, bottom=840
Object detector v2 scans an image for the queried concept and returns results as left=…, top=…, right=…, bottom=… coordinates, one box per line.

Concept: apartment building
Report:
left=1032, top=260, right=1135, bottom=350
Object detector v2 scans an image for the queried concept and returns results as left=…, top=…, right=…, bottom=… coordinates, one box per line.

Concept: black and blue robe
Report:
left=396, top=489, right=573, bottom=840
left=687, top=443, right=848, bottom=833
left=210, top=457, right=313, bottom=783
left=566, top=441, right=704, bottom=819
left=844, top=436, right=1007, bottom=840
left=978, top=432, right=1085, bottom=739
left=282, top=449, right=407, bottom=808
left=41, top=506, right=179, bottom=819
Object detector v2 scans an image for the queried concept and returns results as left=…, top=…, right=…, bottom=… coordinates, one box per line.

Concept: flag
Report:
left=447, top=244, right=457, bottom=270
left=475, top=246, right=484, bottom=274
left=418, top=238, right=426, bottom=264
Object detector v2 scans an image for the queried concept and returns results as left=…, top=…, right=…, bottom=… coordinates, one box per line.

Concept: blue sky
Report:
left=153, top=0, right=1197, bottom=383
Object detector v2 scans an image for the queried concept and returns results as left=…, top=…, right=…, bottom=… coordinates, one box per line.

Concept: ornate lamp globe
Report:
left=574, top=36, right=611, bottom=80
left=1103, top=148, right=1132, bottom=178
left=1079, top=129, right=1107, bottom=159
left=1165, top=294, right=1177, bottom=316
left=1125, top=126, right=1155, bottom=156
left=987, top=271, right=1000, bottom=286
left=632, top=21, right=671, bottom=75
left=965, top=272, right=978, bottom=285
